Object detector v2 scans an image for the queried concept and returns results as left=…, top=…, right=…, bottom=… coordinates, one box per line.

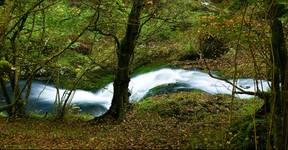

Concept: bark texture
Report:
left=268, top=1, right=288, bottom=149
left=103, top=0, right=144, bottom=120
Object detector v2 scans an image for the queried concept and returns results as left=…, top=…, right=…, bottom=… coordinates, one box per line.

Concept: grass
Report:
left=0, top=91, right=263, bottom=149
left=131, top=61, right=173, bottom=77
left=85, top=73, right=114, bottom=90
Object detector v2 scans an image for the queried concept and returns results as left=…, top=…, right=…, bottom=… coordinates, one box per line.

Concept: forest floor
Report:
left=0, top=92, right=262, bottom=149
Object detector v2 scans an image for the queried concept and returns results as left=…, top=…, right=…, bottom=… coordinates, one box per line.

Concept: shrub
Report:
left=198, top=33, right=228, bottom=59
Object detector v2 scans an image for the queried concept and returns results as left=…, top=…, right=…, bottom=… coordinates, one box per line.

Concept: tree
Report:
left=0, top=0, right=46, bottom=116
left=108, top=0, right=144, bottom=119
left=0, top=0, right=92, bottom=117
left=99, top=0, right=144, bottom=120
left=266, top=0, right=288, bottom=149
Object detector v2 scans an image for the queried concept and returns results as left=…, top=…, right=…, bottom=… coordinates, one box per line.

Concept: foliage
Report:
left=229, top=117, right=268, bottom=149
left=131, top=62, right=170, bottom=76
left=0, top=60, right=13, bottom=75
left=198, top=32, right=228, bottom=59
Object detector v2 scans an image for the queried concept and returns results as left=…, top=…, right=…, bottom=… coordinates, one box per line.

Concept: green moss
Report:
left=136, top=97, right=183, bottom=117
left=144, top=83, right=206, bottom=99
left=132, top=62, right=173, bottom=77
left=0, top=60, right=13, bottom=73
left=134, top=91, right=264, bottom=149
left=63, top=113, right=94, bottom=121
left=82, top=73, right=114, bottom=90
left=229, top=117, right=267, bottom=149
left=26, top=111, right=94, bottom=121
left=136, top=98, right=160, bottom=113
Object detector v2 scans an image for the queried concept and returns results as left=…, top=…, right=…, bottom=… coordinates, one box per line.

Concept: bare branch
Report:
left=17, top=11, right=99, bottom=101
left=138, top=8, right=158, bottom=36
left=5, top=0, right=45, bottom=37
left=205, top=63, right=269, bottom=99
left=87, top=56, right=109, bottom=71
left=92, top=27, right=121, bottom=50
left=11, top=0, right=61, bottom=20
left=88, top=1, right=121, bottom=50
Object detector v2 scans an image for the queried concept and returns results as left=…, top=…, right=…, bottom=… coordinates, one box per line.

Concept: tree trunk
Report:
left=9, top=14, right=28, bottom=117
left=102, top=0, right=144, bottom=120
left=268, top=3, right=288, bottom=148
left=0, top=0, right=13, bottom=116
left=283, top=54, right=288, bottom=150
left=0, top=77, right=12, bottom=115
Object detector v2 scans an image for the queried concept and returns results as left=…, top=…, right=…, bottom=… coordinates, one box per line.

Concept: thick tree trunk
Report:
left=269, top=12, right=288, bottom=150
left=102, top=0, right=144, bottom=120
left=283, top=56, right=288, bottom=150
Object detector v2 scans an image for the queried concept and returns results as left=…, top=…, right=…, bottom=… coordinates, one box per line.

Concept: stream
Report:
left=1, top=68, right=270, bottom=116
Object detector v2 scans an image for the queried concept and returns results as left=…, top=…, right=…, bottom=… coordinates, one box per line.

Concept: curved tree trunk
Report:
left=102, top=0, right=144, bottom=120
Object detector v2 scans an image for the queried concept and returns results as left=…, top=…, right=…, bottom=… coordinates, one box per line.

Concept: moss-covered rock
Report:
left=144, top=82, right=195, bottom=98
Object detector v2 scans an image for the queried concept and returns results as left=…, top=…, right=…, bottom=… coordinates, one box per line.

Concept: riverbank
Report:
left=0, top=92, right=262, bottom=149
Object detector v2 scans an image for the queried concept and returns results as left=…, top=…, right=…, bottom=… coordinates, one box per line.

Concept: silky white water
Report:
left=4, top=68, right=271, bottom=116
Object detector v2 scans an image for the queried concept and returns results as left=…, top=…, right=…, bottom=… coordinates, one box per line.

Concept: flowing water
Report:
left=1, top=68, right=271, bottom=116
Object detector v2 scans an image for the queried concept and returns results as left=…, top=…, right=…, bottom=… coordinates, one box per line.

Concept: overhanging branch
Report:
left=88, top=1, right=121, bottom=50
left=92, top=27, right=121, bottom=50
left=203, top=58, right=270, bottom=99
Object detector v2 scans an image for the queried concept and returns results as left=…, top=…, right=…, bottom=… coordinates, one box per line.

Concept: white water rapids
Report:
left=1, top=68, right=271, bottom=116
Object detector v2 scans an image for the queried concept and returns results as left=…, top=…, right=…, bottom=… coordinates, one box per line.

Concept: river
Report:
left=1, top=68, right=270, bottom=116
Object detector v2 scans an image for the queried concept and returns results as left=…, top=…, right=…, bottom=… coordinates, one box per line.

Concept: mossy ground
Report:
left=0, top=92, right=262, bottom=149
